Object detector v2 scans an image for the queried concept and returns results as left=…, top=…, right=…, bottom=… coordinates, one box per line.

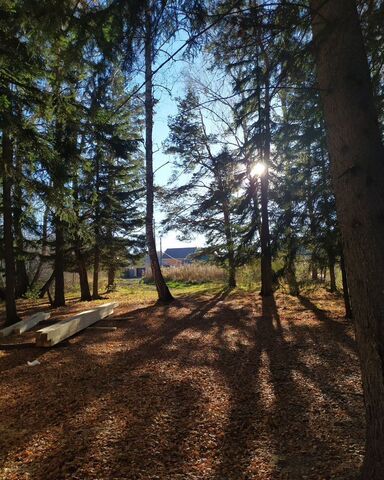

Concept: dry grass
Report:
left=145, top=264, right=227, bottom=284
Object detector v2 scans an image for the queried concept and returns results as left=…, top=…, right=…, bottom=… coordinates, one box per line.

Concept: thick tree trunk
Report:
left=1, top=128, right=19, bottom=325
left=144, top=2, right=173, bottom=303
left=53, top=214, right=65, bottom=307
left=310, top=1, right=384, bottom=476
left=340, top=249, right=352, bottom=319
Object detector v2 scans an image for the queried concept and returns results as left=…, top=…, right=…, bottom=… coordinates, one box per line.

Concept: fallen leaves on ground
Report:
left=0, top=288, right=364, bottom=479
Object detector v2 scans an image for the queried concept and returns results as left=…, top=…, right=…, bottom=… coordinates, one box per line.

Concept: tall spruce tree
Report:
left=310, top=0, right=384, bottom=476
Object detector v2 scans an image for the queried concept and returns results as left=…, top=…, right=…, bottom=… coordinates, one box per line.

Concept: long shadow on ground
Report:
left=0, top=289, right=364, bottom=479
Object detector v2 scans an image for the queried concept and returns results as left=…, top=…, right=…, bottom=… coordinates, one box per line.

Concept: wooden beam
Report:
left=0, top=312, right=50, bottom=337
left=35, top=302, right=118, bottom=347
left=14, top=312, right=51, bottom=335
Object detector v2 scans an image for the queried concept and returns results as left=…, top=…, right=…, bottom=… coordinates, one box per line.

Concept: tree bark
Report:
left=92, top=149, right=101, bottom=300
left=75, top=247, right=92, bottom=301
left=1, top=127, right=19, bottom=325
left=107, top=265, right=116, bottom=292
left=340, top=249, right=352, bottom=319
left=90, top=140, right=101, bottom=301
left=53, top=213, right=65, bottom=307
left=306, top=153, right=319, bottom=283
left=144, top=1, right=173, bottom=303
left=286, top=237, right=299, bottom=297
left=92, top=244, right=100, bottom=299
left=30, top=205, right=49, bottom=289
left=52, top=111, right=65, bottom=308
left=311, top=263, right=318, bottom=282
left=310, top=1, right=384, bottom=476
left=39, top=270, right=55, bottom=299
left=259, top=78, right=273, bottom=297
left=222, top=195, right=236, bottom=289
left=328, top=252, right=337, bottom=293
left=72, top=161, right=92, bottom=301
left=13, top=152, right=29, bottom=298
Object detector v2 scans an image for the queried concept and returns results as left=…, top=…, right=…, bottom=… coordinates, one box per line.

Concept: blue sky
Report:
left=150, top=45, right=207, bottom=252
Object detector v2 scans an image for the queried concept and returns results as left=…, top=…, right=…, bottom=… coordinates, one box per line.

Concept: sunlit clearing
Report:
left=251, top=162, right=267, bottom=177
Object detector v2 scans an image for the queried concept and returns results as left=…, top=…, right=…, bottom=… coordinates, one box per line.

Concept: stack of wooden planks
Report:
left=35, top=302, right=119, bottom=347
left=0, top=312, right=51, bottom=337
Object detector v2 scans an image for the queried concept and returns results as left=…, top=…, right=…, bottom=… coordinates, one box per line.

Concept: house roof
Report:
left=162, top=247, right=197, bottom=260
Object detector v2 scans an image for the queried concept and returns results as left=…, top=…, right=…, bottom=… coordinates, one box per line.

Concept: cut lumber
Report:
left=14, top=312, right=51, bottom=335
left=35, top=302, right=118, bottom=347
left=0, top=312, right=50, bottom=337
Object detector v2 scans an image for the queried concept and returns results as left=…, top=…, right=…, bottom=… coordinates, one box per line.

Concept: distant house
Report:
left=123, top=247, right=198, bottom=278
left=161, top=247, right=197, bottom=267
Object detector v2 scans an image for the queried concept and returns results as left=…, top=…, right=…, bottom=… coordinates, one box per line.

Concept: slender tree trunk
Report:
left=310, top=1, right=384, bottom=476
left=1, top=127, right=19, bottom=325
left=259, top=172, right=272, bottom=296
left=306, top=154, right=319, bottom=283
left=107, top=265, right=116, bottom=292
left=311, top=262, right=318, bottom=282
left=328, top=253, right=337, bottom=293
left=52, top=111, right=65, bottom=307
left=286, top=264, right=299, bottom=296
left=75, top=247, right=92, bottom=301
left=92, top=244, right=100, bottom=299
left=39, top=270, right=55, bottom=299
left=30, top=205, right=49, bottom=289
left=286, top=237, right=299, bottom=297
left=53, top=213, right=65, bottom=307
left=13, top=153, right=29, bottom=298
left=340, top=249, right=352, bottom=319
left=92, top=150, right=101, bottom=300
left=321, top=267, right=327, bottom=283
left=73, top=168, right=92, bottom=302
left=259, top=78, right=273, bottom=297
left=144, top=2, right=173, bottom=303
left=222, top=197, right=236, bottom=289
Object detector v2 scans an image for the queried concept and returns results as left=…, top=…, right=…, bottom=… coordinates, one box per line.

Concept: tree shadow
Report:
left=0, top=289, right=364, bottom=479
left=211, top=294, right=328, bottom=478
left=297, top=294, right=357, bottom=355
left=0, top=288, right=234, bottom=477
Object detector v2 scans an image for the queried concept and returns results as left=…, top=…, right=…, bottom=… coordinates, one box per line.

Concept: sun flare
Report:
left=251, top=162, right=267, bottom=177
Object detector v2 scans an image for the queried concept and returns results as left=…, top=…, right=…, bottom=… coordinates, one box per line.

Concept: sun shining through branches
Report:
left=1, top=1, right=384, bottom=478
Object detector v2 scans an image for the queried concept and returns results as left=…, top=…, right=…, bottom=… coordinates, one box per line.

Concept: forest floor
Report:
left=0, top=284, right=364, bottom=480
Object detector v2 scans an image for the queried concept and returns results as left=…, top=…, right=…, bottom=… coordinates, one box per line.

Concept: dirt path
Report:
left=0, top=289, right=364, bottom=479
